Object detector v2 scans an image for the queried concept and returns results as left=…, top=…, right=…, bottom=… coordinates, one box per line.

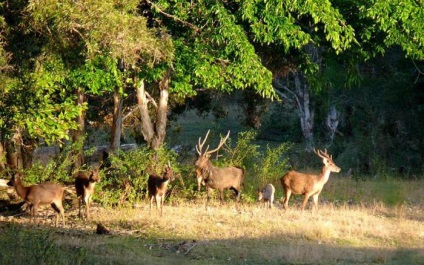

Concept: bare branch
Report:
left=145, top=91, right=158, bottom=109
left=412, top=59, right=424, bottom=84
left=146, top=0, right=201, bottom=33
left=273, top=78, right=302, bottom=113
left=122, top=106, right=140, bottom=122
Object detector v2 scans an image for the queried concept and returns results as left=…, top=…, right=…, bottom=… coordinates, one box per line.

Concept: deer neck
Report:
left=200, top=163, right=214, bottom=180
left=14, top=177, right=30, bottom=200
left=318, top=166, right=332, bottom=184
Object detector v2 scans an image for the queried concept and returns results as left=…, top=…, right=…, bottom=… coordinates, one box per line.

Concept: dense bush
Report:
left=96, top=146, right=179, bottom=207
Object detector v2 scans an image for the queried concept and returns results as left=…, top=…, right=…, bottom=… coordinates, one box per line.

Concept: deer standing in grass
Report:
left=148, top=162, right=175, bottom=216
left=195, top=130, right=244, bottom=208
left=258, top=184, right=275, bottom=209
left=7, top=173, right=65, bottom=226
left=74, top=168, right=100, bottom=220
left=280, top=149, right=340, bottom=211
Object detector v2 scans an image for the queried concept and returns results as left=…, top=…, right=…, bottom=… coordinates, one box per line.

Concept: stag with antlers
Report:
left=280, top=149, right=341, bottom=211
left=195, top=130, right=244, bottom=208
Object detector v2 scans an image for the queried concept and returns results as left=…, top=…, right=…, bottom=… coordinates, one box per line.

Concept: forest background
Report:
left=1, top=1, right=424, bottom=264
left=0, top=0, right=423, bottom=203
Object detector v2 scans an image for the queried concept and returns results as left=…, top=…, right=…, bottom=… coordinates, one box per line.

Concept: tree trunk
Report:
left=152, top=70, right=170, bottom=149
left=243, top=89, right=263, bottom=129
left=135, top=70, right=170, bottom=150
left=136, top=79, right=155, bottom=146
left=0, top=142, right=5, bottom=172
left=294, top=71, right=314, bottom=150
left=72, top=87, right=85, bottom=169
left=110, top=88, right=123, bottom=151
left=326, top=105, right=339, bottom=146
left=5, top=131, right=23, bottom=170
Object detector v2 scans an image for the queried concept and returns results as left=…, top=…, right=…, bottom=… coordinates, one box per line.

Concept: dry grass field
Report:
left=1, top=178, right=424, bottom=264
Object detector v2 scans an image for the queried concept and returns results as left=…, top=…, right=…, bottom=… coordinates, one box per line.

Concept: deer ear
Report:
left=322, top=158, right=329, bottom=165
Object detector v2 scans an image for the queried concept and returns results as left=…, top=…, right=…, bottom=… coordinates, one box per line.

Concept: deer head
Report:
left=195, top=130, right=230, bottom=170
left=164, top=161, right=175, bottom=181
left=313, top=149, right=341, bottom=173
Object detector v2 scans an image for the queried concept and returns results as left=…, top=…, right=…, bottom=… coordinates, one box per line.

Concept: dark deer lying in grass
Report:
left=74, top=168, right=100, bottom=220
left=280, top=149, right=341, bottom=211
left=258, top=184, right=275, bottom=209
left=148, top=162, right=175, bottom=215
left=7, top=173, right=65, bottom=226
left=195, top=130, right=244, bottom=208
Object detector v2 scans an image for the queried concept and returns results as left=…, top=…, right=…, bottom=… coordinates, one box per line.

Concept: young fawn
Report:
left=74, top=168, right=100, bottom=220
left=148, top=163, right=174, bottom=216
left=258, top=184, right=275, bottom=209
left=281, top=149, right=340, bottom=211
left=7, top=173, right=65, bottom=226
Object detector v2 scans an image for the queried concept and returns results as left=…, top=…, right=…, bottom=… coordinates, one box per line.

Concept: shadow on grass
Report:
left=0, top=219, right=423, bottom=265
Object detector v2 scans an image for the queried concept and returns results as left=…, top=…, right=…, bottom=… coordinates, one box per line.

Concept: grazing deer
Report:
left=148, top=163, right=175, bottom=215
left=258, top=184, right=275, bottom=209
left=280, top=149, right=341, bottom=211
left=74, top=168, right=100, bottom=220
left=195, top=130, right=244, bottom=208
left=7, top=173, right=65, bottom=226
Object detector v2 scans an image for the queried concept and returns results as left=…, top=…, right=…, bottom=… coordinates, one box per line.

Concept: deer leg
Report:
left=155, top=194, right=161, bottom=212
left=206, top=187, right=213, bottom=209
left=149, top=196, right=154, bottom=211
left=84, top=194, right=90, bottom=220
left=301, top=194, right=311, bottom=211
left=197, top=176, right=202, bottom=192
left=31, top=204, right=38, bottom=226
left=28, top=204, right=34, bottom=224
left=235, top=189, right=240, bottom=203
left=78, top=196, right=82, bottom=219
left=312, top=193, right=320, bottom=211
left=283, top=190, right=292, bottom=210
left=51, top=201, right=65, bottom=227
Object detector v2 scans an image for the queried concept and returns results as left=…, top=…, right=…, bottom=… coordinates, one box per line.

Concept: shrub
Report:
left=96, top=145, right=179, bottom=207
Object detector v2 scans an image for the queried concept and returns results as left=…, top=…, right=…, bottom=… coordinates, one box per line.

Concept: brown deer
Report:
left=74, top=168, right=100, bottom=220
left=281, top=149, right=340, bottom=211
left=195, top=130, right=244, bottom=208
left=7, top=173, right=65, bottom=226
left=195, top=168, right=205, bottom=191
left=148, top=162, right=175, bottom=215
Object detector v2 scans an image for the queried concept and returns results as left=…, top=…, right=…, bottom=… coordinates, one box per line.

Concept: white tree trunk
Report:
left=294, top=72, right=314, bottom=150
left=326, top=105, right=339, bottom=145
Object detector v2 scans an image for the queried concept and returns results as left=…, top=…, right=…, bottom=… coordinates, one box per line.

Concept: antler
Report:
left=313, top=149, right=333, bottom=160
left=205, top=130, right=230, bottom=155
left=196, top=130, right=211, bottom=155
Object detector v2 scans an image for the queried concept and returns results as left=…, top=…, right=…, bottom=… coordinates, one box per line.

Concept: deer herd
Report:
left=3, top=130, right=341, bottom=227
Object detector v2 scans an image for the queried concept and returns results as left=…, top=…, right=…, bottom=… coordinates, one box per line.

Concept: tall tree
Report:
left=19, top=0, right=173, bottom=159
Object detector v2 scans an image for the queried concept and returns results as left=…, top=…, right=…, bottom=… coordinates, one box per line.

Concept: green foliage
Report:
left=96, top=146, right=179, bottom=207
left=239, top=0, right=356, bottom=54
left=253, top=143, right=291, bottom=187
left=153, top=1, right=276, bottom=99
left=23, top=140, right=85, bottom=184
left=68, top=56, right=122, bottom=95
left=211, top=130, right=291, bottom=202
left=361, top=0, right=424, bottom=60
left=222, top=130, right=260, bottom=167
left=26, top=0, right=174, bottom=66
